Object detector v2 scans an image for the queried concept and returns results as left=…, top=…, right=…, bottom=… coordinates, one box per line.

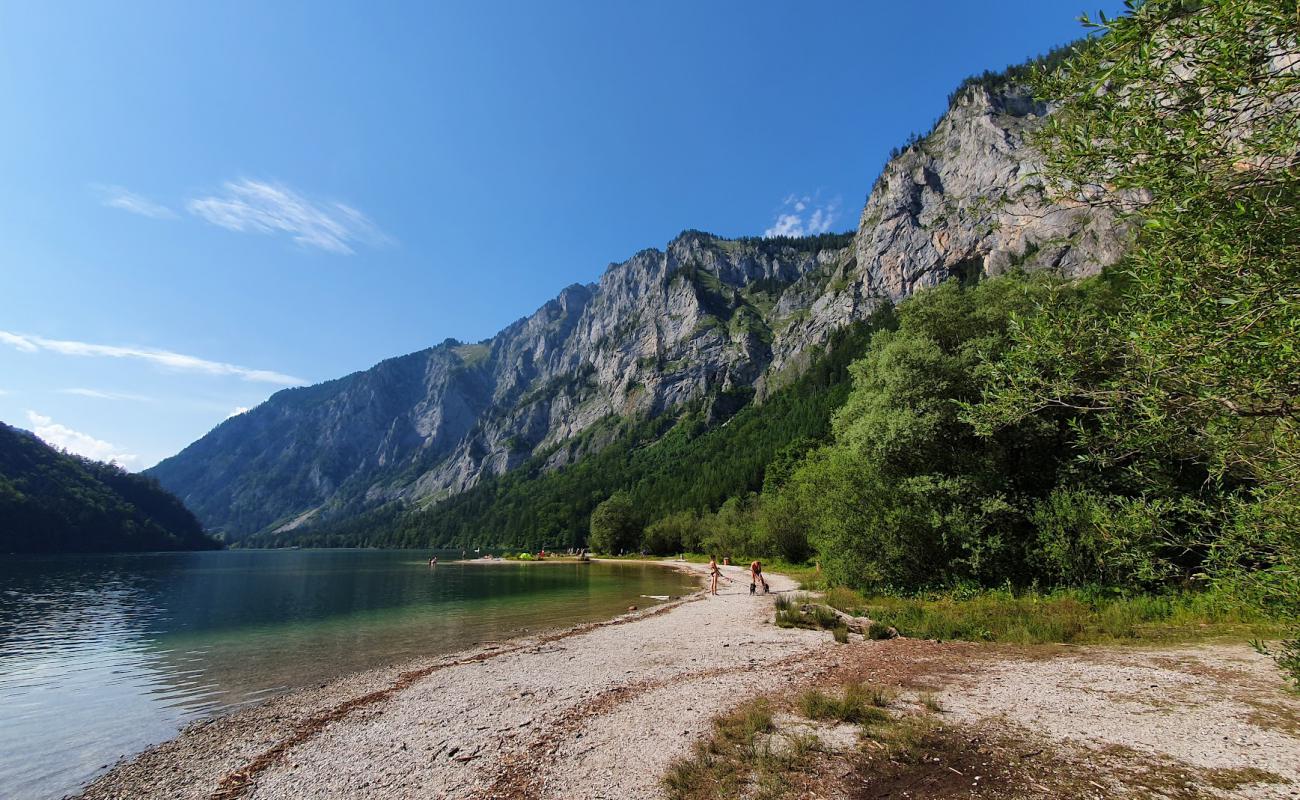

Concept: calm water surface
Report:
left=0, top=549, right=696, bottom=800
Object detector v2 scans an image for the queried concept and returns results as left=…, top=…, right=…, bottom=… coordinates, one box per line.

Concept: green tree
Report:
left=968, top=0, right=1299, bottom=678
left=588, top=492, right=642, bottom=555
left=642, top=509, right=707, bottom=555
left=788, top=276, right=1075, bottom=590
left=756, top=490, right=811, bottom=563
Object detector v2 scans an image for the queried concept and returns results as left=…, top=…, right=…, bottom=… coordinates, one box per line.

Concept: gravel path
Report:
left=79, top=561, right=829, bottom=800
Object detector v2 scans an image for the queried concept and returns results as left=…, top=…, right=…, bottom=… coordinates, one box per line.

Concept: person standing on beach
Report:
left=708, top=556, right=724, bottom=596
left=749, top=560, right=768, bottom=594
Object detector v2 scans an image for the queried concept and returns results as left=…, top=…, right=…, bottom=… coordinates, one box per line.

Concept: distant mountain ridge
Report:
left=149, top=75, right=1126, bottom=543
left=0, top=422, right=219, bottom=553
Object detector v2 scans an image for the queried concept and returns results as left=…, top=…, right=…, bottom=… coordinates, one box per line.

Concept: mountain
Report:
left=0, top=423, right=220, bottom=553
left=245, top=313, right=891, bottom=551
left=149, top=74, right=1127, bottom=544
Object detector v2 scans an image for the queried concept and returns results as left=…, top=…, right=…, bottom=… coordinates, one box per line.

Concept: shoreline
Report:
left=75, top=561, right=1300, bottom=799
left=78, top=560, right=820, bottom=800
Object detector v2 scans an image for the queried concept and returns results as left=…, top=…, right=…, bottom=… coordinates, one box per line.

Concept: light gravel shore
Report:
left=79, top=561, right=830, bottom=800
left=77, top=560, right=1300, bottom=800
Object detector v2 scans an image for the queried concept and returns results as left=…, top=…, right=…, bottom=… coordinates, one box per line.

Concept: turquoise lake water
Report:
left=0, top=549, right=696, bottom=799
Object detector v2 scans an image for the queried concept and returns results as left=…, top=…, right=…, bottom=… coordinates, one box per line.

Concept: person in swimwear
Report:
left=708, top=555, right=729, bottom=596
left=749, top=560, right=768, bottom=594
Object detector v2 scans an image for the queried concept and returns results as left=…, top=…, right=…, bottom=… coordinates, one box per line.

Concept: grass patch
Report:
left=662, top=698, right=822, bottom=800
left=858, top=712, right=935, bottom=761
left=774, top=594, right=841, bottom=631
left=798, top=682, right=893, bottom=724
left=823, top=586, right=1282, bottom=645
left=1203, top=766, right=1288, bottom=791
left=918, top=692, right=944, bottom=713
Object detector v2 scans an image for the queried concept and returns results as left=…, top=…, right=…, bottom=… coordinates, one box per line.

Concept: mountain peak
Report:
left=147, top=73, right=1121, bottom=542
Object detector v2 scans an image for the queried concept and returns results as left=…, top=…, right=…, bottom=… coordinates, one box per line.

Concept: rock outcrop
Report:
left=148, top=82, right=1125, bottom=540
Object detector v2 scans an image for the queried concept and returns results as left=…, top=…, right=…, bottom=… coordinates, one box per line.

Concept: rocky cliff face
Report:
left=148, top=83, right=1126, bottom=540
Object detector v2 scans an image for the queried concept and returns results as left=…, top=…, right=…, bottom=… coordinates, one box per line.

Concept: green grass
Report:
left=918, top=692, right=943, bottom=713
left=798, top=682, right=894, bottom=724
left=662, top=698, right=810, bottom=800
left=774, top=593, right=841, bottom=631
left=823, top=586, right=1282, bottom=645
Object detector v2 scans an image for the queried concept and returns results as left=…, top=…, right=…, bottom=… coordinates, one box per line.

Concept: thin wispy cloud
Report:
left=0, top=330, right=307, bottom=386
left=187, top=179, right=389, bottom=254
left=93, top=184, right=177, bottom=219
left=0, top=331, right=38, bottom=353
left=26, top=410, right=138, bottom=466
left=60, top=388, right=154, bottom=402
left=226, top=406, right=251, bottom=419
left=764, top=194, right=841, bottom=238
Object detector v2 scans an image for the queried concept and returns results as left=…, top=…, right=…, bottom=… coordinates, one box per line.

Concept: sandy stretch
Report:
left=79, top=561, right=829, bottom=800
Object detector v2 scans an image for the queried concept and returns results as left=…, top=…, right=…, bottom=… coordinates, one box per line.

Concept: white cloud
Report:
left=0, top=330, right=306, bottom=386
left=60, top=388, right=154, bottom=402
left=225, top=406, right=251, bottom=419
left=26, top=410, right=138, bottom=466
left=187, top=179, right=389, bottom=254
left=93, top=184, right=177, bottom=219
left=0, top=331, right=38, bottom=352
left=764, top=194, right=841, bottom=238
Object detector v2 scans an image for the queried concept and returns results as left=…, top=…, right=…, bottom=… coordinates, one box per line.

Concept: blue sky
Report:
left=0, top=1, right=1124, bottom=468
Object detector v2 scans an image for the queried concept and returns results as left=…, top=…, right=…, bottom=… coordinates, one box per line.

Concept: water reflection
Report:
left=0, top=551, right=695, bottom=800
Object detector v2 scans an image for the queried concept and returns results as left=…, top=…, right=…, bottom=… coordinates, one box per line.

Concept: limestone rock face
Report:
left=854, top=85, right=1125, bottom=301
left=148, top=84, right=1124, bottom=540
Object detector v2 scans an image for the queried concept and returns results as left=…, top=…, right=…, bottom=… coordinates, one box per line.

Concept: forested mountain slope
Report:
left=0, top=423, right=219, bottom=553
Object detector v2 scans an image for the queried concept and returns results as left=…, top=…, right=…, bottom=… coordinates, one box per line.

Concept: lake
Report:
left=0, top=549, right=697, bottom=800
